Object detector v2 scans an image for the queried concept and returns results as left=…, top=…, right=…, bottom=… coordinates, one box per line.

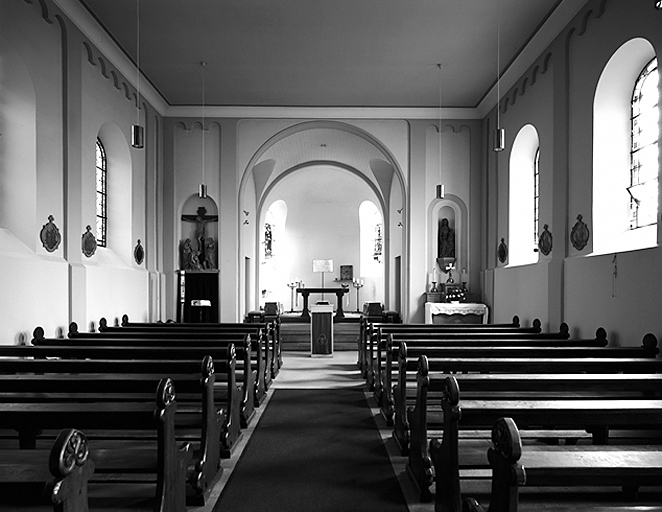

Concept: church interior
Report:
left=1, top=0, right=662, bottom=511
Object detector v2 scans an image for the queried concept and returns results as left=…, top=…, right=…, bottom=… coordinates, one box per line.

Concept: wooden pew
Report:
left=380, top=327, right=619, bottom=425
left=394, top=335, right=660, bottom=452
left=74, top=320, right=271, bottom=401
left=357, top=315, right=526, bottom=377
left=0, top=428, right=94, bottom=512
left=0, top=378, right=191, bottom=512
left=461, top=417, right=662, bottom=512
left=376, top=326, right=609, bottom=407
left=105, top=314, right=282, bottom=377
left=414, top=370, right=662, bottom=504
left=360, top=316, right=535, bottom=388
left=19, top=339, right=244, bottom=456
left=368, top=319, right=560, bottom=395
left=35, top=324, right=260, bottom=426
left=0, top=355, right=224, bottom=504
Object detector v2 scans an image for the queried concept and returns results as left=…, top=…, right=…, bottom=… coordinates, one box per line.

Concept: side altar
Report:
left=177, top=205, right=219, bottom=323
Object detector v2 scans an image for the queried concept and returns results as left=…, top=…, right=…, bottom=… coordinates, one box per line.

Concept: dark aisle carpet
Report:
left=214, top=389, right=408, bottom=512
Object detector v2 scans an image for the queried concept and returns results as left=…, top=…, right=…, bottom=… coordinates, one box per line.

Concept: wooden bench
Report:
left=380, top=327, right=622, bottom=425
left=461, top=417, right=662, bottom=512
left=357, top=316, right=527, bottom=377
left=0, top=377, right=191, bottom=512
left=361, top=316, right=535, bottom=388
left=376, top=326, right=610, bottom=408
left=0, top=428, right=94, bottom=512
left=105, top=314, right=282, bottom=377
left=414, top=370, right=662, bottom=504
left=34, top=325, right=258, bottom=428
left=0, top=354, right=225, bottom=504
left=71, top=320, right=271, bottom=403
left=15, top=341, right=244, bottom=459
left=368, top=320, right=563, bottom=396
left=394, top=335, right=660, bottom=452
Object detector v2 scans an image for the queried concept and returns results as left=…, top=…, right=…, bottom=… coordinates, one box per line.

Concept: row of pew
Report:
left=358, top=316, right=662, bottom=511
left=0, top=314, right=282, bottom=512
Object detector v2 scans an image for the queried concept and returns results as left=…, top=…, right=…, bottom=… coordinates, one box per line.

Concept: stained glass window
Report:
left=629, top=58, right=659, bottom=229
left=533, top=147, right=540, bottom=246
left=95, top=138, right=107, bottom=247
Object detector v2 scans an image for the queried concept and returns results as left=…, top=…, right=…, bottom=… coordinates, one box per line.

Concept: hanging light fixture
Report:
left=131, top=0, right=144, bottom=149
left=435, top=63, right=445, bottom=199
left=493, top=0, right=505, bottom=152
left=198, top=61, right=207, bottom=198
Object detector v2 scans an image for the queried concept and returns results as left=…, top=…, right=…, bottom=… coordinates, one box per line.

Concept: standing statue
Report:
left=204, top=237, right=217, bottom=270
left=438, top=218, right=455, bottom=258
left=181, top=238, right=193, bottom=269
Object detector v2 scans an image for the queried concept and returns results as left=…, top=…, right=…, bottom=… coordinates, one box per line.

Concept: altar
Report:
left=296, top=287, right=350, bottom=320
left=425, top=302, right=488, bottom=324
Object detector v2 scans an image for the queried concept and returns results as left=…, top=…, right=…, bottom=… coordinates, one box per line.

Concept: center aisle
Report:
left=212, top=354, right=408, bottom=512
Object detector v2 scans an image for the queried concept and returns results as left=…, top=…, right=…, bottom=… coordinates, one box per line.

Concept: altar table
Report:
left=296, top=287, right=350, bottom=320
left=425, top=302, right=488, bottom=324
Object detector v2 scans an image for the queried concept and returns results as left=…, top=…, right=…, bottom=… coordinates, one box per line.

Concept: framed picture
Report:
left=340, top=265, right=353, bottom=281
left=312, top=259, right=333, bottom=272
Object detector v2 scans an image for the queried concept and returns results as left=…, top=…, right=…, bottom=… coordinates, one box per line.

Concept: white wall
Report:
left=0, top=1, right=160, bottom=343
left=484, top=0, right=662, bottom=346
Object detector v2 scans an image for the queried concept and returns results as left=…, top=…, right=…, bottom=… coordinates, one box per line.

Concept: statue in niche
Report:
left=181, top=206, right=218, bottom=268
left=437, top=218, right=455, bottom=258
left=180, top=238, right=193, bottom=270
left=204, top=237, right=217, bottom=270
left=189, top=249, right=203, bottom=271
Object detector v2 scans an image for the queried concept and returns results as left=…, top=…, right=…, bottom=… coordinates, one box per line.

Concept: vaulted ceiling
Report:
left=72, top=0, right=589, bottom=113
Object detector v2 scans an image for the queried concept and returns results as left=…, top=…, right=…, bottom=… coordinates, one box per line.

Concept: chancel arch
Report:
left=255, top=163, right=385, bottom=312
left=239, top=120, right=407, bottom=319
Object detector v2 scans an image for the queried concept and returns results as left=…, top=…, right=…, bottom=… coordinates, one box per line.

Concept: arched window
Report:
left=629, top=58, right=659, bottom=230
left=508, top=124, right=540, bottom=266
left=95, top=138, right=107, bottom=247
left=593, top=39, right=657, bottom=254
left=533, top=147, right=540, bottom=247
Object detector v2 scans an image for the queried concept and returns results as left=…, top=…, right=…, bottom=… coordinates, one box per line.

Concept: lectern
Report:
left=310, top=304, right=333, bottom=357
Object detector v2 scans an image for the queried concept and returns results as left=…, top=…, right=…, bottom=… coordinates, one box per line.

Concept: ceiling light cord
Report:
left=437, top=63, right=445, bottom=199
left=136, top=0, right=140, bottom=124
left=200, top=61, right=207, bottom=197
left=493, top=0, right=506, bottom=152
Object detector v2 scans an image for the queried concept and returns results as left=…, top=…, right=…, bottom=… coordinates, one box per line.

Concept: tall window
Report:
left=95, top=138, right=107, bottom=247
left=533, top=147, right=540, bottom=246
left=629, top=58, right=659, bottom=230
left=508, top=124, right=540, bottom=266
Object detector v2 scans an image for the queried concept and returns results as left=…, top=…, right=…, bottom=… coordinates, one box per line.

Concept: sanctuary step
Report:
left=280, top=322, right=359, bottom=351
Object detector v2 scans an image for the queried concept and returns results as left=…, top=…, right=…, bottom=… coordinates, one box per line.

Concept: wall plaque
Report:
left=40, top=215, right=61, bottom=252
left=81, top=225, right=97, bottom=257
left=497, top=238, right=508, bottom=264
left=538, top=225, right=553, bottom=256
left=570, top=214, right=590, bottom=251
left=134, top=239, right=145, bottom=265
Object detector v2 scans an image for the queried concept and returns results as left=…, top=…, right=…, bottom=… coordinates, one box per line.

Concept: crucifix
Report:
left=181, top=206, right=218, bottom=268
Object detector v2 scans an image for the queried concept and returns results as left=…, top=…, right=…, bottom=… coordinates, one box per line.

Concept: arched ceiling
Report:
left=252, top=128, right=395, bottom=203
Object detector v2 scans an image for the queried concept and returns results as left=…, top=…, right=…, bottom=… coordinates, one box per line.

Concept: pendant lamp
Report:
left=436, top=63, right=445, bottom=199
left=198, top=61, right=207, bottom=198
left=131, top=0, right=144, bottom=149
left=493, top=0, right=505, bottom=152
